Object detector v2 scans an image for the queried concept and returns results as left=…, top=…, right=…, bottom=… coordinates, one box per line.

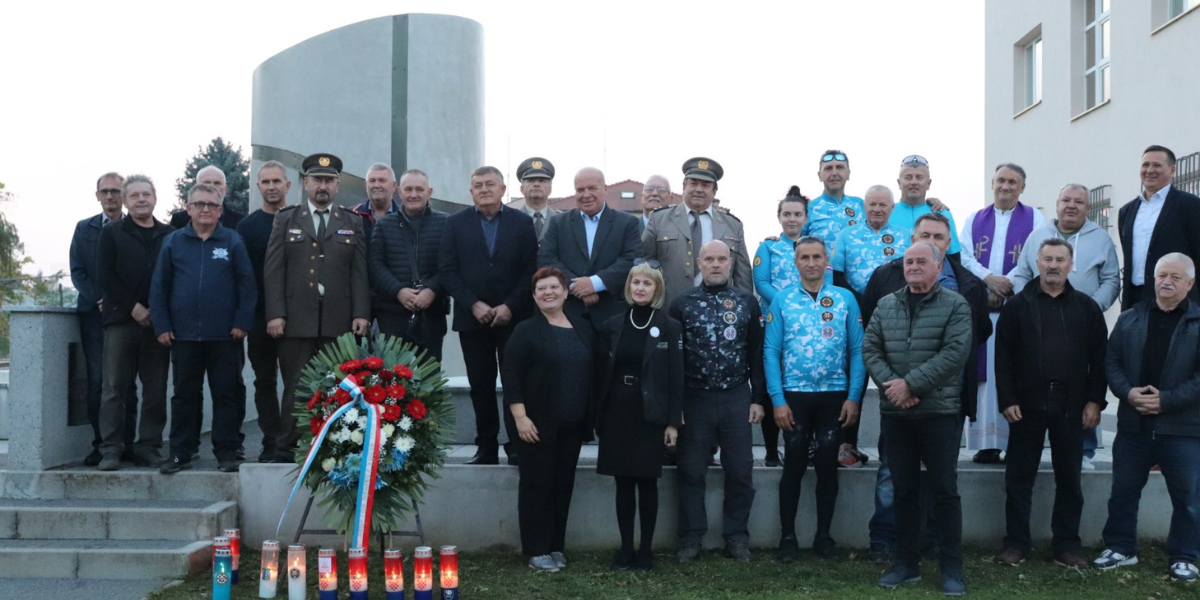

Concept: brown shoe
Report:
left=1053, top=551, right=1088, bottom=568
left=995, top=547, right=1027, bottom=566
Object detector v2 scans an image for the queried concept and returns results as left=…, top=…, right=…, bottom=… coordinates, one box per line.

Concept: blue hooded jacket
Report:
left=150, top=222, right=256, bottom=341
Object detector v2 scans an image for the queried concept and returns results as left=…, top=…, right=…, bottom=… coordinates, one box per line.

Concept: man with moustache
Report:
left=640, top=175, right=671, bottom=229
left=1095, top=253, right=1200, bottom=582
left=993, top=239, right=1108, bottom=568
left=370, top=169, right=450, bottom=362
left=170, top=165, right=245, bottom=230
left=516, top=157, right=558, bottom=243
left=642, top=158, right=752, bottom=306
left=236, top=160, right=291, bottom=462
left=803, top=150, right=865, bottom=254
left=95, top=174, right=174, bottom=471
left=1118, top=145, right=1200, bottom=310
left=71, top=172, right=138, bottom=465
left=538, top=167, right=641, bottom=324
left=351, top=163, right=401, bottom=244
left=440, top=166, right=538, bottom=465
left=264, top=153, right=371, bottom=461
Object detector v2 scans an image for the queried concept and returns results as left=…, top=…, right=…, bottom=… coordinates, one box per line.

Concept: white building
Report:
left=984, top=0, right=1199, bottom=242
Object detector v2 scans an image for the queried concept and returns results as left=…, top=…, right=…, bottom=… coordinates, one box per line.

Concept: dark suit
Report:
left=595, top=309, right=684, bottom=431
left=1118, top=186, right=1200, bottom=309
left=538, top=206, right=641, bottom=325
left=439, top=205, right=538, bottom=451
left=264, top=201, right=371, bottom=451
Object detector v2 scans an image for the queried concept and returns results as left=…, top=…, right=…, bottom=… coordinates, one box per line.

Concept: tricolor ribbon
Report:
left=276, top=376, right=385, bottom=551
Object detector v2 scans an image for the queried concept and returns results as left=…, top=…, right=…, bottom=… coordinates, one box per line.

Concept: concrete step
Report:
left=0, top=470, right=238, bottom=502
left=0, top=538, right=212, bottom=580
left=0, top=499, right=237, bottom=541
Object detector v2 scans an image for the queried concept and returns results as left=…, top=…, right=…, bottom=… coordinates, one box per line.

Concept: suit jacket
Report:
left=501, top=311, right=598, bottom=444
left=263, top=202, right=370, bottom=338
left=1118, top=186, right=1200, bottom=309
left=69, top=213, right=108, bottom=311
left=640, top=203, right=753, bottom=306
left=537, top=205, right=641, bottom=324
left=522, top=205, right=560, bottom=242
left=439, top=205, right=538, bottom=332
left=594, top=309, right=684, bottom=430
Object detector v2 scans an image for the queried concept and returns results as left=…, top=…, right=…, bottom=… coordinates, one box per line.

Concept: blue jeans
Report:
left=1082, top=426, right=1099, bottom=459
left=1102, top=431, right=1200, bottom=563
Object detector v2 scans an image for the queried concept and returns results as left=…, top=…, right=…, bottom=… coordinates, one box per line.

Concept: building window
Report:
left=1174, top=152, right=1200, bottom=196
left=1084, top=0, right=1111, bottom=110
left=1170, top=0, right=1200, bottom=18
left=1155, top=0, right=1200, bottom=29
left=1024, top=38, right=1043, bottom=108
left=1013, top=26, right=1043, bottom=115
left=1088, top=185, right=1112, bottom=229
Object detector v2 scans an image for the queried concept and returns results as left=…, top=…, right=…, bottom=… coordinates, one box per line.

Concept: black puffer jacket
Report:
left=368, top=205, right=449, bottom=316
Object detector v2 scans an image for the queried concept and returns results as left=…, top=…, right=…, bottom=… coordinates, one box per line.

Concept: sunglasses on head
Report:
left=821, top=153, right=847, bottom=163
left=633, top=258, right=661, bottom=269
left=900, top=155, right=929, bottom=167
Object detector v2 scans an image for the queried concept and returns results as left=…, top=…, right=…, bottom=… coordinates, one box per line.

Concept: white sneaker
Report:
left=1092, top=549, right=1137, bottom=570
left=529, top=555, right=559, bottom=572
left=1170, top=561, right=1198, bottom=582
left=550, top=551, right=567, bottom=568
left=1081, top=456, right=1095, bottom=471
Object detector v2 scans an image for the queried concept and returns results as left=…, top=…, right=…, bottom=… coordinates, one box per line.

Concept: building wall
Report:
left=984, top=0, right=1200, bottom=232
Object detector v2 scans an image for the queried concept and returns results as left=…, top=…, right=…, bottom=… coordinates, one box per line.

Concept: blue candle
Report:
left=213, top=547, right=233, bottom=600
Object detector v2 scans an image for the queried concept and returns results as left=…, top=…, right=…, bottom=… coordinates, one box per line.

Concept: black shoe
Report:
left=611, top=549, right=635, bottom=571
left=724, top=541, right=752, bottom=562
left=275, top=448, right=296, bottom=464
left=159, top=455, right=192, bottom=475
left=258, top=446, right=278, bottom=463
left=633, top=547, right=655, bottom=571
left=467, top=446, right=499, bottom=465
left=217, top=452, right=240, bottom=473
left=235, top=444, right=246, bottom=461
left=764, top=451, right=782, bottom=467
left=120, top=449, right=137, bottom=463
left=776, top=537, right=800, bottom=563
left=868, top=543, right=892, bottom=565
left=84, top=448, right=103, bottom=466
left=812, top=535, right=841, bottom=562
left=132, top=446, right=164, bottom=467
left=972, top=449, right=1003, bottom=464
left=676, top=541, right=701, bottom=563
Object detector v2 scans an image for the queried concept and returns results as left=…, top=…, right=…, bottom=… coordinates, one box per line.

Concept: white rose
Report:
left=350, top=430, right=365, bottom=445
left=396, top=435, right=415, bottom=453
left=398, top=416, right=413, bottom=432
left=382, top=424, right=395, bottom=439
left=321, top=458, right=336, bottom=472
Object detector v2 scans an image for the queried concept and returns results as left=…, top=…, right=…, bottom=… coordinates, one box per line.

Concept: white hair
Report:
left=1155, top=252, right=1196, bottom=279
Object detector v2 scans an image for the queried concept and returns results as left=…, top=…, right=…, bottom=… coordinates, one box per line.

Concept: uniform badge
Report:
left=698, top=160, right=710, bottom=170
left=822, top=326, right=835, bottom=339
left=820, top=297, right=834, bottom=308
left=318, top=156, right=331, bottom=167
left=337, top=229, right=354, bottom=235
left=723, top=311, right=737, bottom=324
left=288, top=228, right=302, bottom=234
left=884, top=247, right=896, bottom=256
left=650, top=326, right=661, bottom=338
left=765, top=312, right=773, bottom=324
left=845, top=208, right=856, bottom=217
left=722, top=298, right=735, bottom=309
left=882, top=234, right=895, bottom=244
left=723, top=325, right=737, bottom=340
left=532, top=160, right=543, bottom=169
left=821, top=311, right=834, bottom=322
left=753, top=256, right=762, bottom=267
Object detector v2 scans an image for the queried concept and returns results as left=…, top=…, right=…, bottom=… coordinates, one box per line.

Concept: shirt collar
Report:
left=582, top=204, right=606, bottom=222
left=308, top=200, right=330, bottom=214
left=1143, top=184, right=1172, bottom=204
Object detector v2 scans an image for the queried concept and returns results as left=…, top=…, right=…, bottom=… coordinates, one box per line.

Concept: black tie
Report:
left=316, top=208, right=328, bottom=246
left=534, top=212, right=544, bottom=239
left=690, top=210, right=703, bottom=274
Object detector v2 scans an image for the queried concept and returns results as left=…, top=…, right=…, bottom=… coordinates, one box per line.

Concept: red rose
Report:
left=364, top=356, right=385, bottom=371
left=365, top=385, right=386, bottom=404
left=387, top=385, right=407, bottom=400
left=333, top=388, right=352, bottom=406
left=310, top=416, right=325, bottom=435
left=340, top=359, right=363, bottom=374
left=378, top=370, right=394, bottom=382
left=307, top=390, right=323, bottom=410
left=383, top=404, right=402, bottom=422
left=406, top=399, right=427, bottom=420
left=393, top=365, right=413, bottom=379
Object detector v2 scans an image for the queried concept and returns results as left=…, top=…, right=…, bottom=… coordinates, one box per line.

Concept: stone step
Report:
left=0, top=470, right=238, bottom=502
left=0, top=499, right=237, bottom=541
left=0, top=538, right=212, bottom=580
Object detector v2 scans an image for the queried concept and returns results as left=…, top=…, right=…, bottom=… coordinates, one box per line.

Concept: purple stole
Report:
left=971, top=202, right=1035, bottom=382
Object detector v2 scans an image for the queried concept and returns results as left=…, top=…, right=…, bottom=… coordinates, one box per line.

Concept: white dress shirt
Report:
left=1131, top=184, right=1171, bottom=286
left=959, top=203, right=1046, bottom=279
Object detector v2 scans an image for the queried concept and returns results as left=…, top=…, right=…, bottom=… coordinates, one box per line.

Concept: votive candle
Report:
left=259, top=540, right=279, bottom=598
left=318, top=548, right=338, bottom=600
left=384, top=549, right=404, bottom=600
left=287, top=544, right=307, bottom=600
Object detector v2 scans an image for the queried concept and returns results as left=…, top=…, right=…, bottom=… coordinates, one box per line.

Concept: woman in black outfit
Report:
left=595, top=260, right=683, bottom=570
left=502, top=266, right=597, bottom=573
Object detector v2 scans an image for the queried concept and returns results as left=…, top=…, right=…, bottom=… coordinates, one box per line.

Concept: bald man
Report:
left=170, top=165, right=245, bottom=229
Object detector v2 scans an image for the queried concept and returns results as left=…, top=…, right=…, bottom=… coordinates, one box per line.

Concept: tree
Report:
left=174, top=137, right=251, bottom=214
left=0, top=181, right=30, bottom=357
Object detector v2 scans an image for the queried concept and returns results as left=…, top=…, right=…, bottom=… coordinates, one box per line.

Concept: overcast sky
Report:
left=0, top=1, right=985, bottom=277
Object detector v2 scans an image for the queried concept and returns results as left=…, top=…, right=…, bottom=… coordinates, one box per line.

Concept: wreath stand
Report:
left=293, top=495, right=426, bottom=552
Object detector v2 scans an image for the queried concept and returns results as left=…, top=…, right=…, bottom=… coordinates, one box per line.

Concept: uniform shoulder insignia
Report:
left=721, top=211, right=743, bottom=223
left=278, top=205, right=299, bottom=213
left=651, top=205, right=673, bottom=213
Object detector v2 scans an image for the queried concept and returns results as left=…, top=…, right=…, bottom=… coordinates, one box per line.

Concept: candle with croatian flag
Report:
left=224, top=529, right=241, bottom=584
left=384, top=549, right=404, bottom=600
left=213, top=547, right=233, bottom=600
left=348, top=547, right=368, bottom=599
left=259, top=540, right=279, bottom=598
left=413, top=546, right=433, bottom=600
left=287, top=544, right=306, bottom=600
left=439, top=546, right=459, bottom=600
left=318, top=548, right=338, bottom=600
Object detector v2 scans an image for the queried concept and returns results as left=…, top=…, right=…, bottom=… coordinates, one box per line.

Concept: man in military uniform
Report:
left=642, top=157, right=752, bottom=306
left=670, top=240, right=767, bottom=564
left=765, top=235, right=866, bottom=562
left=516, top=157, right=558, bottom=243
left=264, top=153, right=371, bottom=461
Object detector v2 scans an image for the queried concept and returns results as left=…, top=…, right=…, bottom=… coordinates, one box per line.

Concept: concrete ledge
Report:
left=0, top=539, right=213, bottom=579
left=0, top=500, right=238, bottom=541
left=239, top=463, right=1175, bottom=550
left=0, top=471, right=238, bottom=502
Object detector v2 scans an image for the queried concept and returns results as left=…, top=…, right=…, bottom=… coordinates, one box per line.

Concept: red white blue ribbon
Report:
left=276, top=376, right=386, bottom=551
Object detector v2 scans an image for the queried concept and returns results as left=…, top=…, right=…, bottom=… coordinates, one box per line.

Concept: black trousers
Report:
left=778, top=391, right=845, bottom=540
left=168, top=340, right=243, bottom=459
left=276, top=336, right=336, bottom=452
left=79, top=307, right=137, bottom=450
left=1004, top=409, right=1084, bottom=554
left=676, top=386, right=755, bottom=544
left=517, top=421, right=585, bottom=556
left=883, top=413, right=963, bottom=572
left=99, top=322, right=169, bottom=456
left=459, top=326, right=516, bottom=450
left=247, top=316, right=281, bottom=451
left=377, top=310, right=447, bottom=365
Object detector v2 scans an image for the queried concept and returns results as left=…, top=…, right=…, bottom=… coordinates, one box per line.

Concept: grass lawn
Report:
left=149, top=544, right=1195, bottom=600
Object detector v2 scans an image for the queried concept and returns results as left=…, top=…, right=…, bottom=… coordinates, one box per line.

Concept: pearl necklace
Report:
left=630, top=308, right=655, bottom=330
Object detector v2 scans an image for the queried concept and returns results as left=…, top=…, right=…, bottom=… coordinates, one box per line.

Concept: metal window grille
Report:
left=1088, top=184, right=1112, bottom=229
left=1173, top=152, right=1200, bottom=196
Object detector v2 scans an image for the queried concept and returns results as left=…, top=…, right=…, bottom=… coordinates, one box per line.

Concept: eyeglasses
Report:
left=633, top=258, right=662, bottom=269
left=900, top=155, right=929, bottom=167
left=821, top=153, right=847, bottom=163
left=96, top=188, right=122, bottom=197
left=643, top=186, right=668, bottom=193
left=189, top=201, right=222, bottom=212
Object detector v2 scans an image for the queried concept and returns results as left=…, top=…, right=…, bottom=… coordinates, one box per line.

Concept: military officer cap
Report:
left=516, top=157, right=555, bottom=181
left=302, top=153, right=343, bottom=177
left=682, top=157, right=723, bottom=182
